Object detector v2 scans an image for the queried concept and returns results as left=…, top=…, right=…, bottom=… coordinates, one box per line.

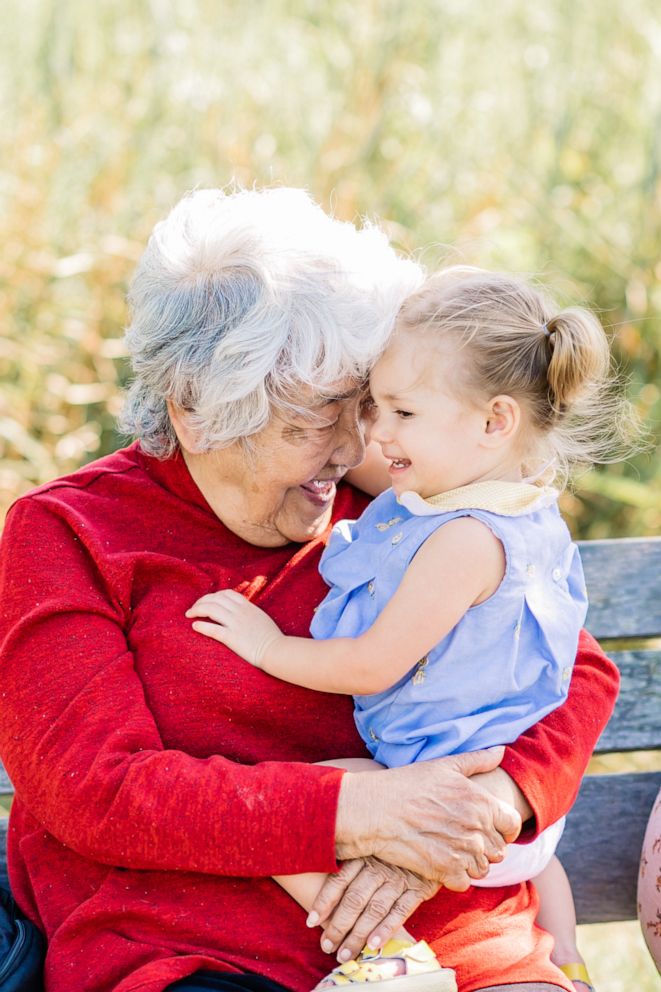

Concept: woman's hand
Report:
left=307, top=857, right=440, bottom=963
left=335, top=747, right=522, bottom=889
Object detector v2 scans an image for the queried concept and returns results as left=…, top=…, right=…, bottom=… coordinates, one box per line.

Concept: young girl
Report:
left=187, top=268, right=636, bottom=992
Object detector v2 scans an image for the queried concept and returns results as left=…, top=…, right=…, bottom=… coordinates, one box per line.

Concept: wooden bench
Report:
left=1, top=537, right=660, bottom=925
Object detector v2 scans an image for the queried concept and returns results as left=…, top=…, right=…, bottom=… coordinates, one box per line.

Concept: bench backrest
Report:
left=1, top=536, right=660, bottom=922
left=557, top=538, right=661, bottom=922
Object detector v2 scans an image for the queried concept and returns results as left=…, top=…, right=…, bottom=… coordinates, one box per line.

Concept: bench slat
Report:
left=596, top=649, right=661, bottom=753
left=0, top=819, right=7, bottom=890
left=579, top=537, right=661, bottom=639
left=0, top=764, right=12, bottom=796
left=558, top=770, right=661, bottom=923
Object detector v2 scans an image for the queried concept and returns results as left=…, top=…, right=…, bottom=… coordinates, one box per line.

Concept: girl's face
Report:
left=368, top=330, right=496, bottom=498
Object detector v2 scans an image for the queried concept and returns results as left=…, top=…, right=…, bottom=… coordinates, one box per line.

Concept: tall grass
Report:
left=2, top=0, right=660, bottom=535
left=1, top=3, right=660, bottom=984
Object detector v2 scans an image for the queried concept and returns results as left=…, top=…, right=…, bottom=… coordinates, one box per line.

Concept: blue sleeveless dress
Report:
left=310, top=482, right=588, bottom=884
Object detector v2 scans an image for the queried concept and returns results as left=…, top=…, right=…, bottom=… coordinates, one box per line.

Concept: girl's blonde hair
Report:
left=397, top=266, right=641, bottom=487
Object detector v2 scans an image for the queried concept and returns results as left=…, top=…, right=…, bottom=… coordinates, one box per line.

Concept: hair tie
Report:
left=541, top=322, right=551, bottom=337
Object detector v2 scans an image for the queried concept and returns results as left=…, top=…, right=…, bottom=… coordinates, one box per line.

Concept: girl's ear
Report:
left=167, top=399, right=202, bottom=453
left=483, top=395, right=521, bottom=447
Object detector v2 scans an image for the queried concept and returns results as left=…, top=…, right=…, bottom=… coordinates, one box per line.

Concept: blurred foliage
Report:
left=0, top=0, right=660, bottom=536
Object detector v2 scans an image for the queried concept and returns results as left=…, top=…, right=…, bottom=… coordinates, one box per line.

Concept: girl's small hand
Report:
left=186, top=590, right=283, bottom=666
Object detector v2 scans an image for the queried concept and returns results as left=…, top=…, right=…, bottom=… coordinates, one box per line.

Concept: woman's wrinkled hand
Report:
left=307, top=857, right=440, bottom=963
left=335, top=747, right=522, bottom=890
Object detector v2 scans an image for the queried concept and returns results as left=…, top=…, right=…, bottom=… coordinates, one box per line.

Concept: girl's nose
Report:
left=370, top=411, right=391, bottom=446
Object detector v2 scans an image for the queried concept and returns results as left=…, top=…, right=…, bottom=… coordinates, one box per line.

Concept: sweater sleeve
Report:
left=501, top=628, right=620, bottom=836
left=0, top=498, right=343, bottom=877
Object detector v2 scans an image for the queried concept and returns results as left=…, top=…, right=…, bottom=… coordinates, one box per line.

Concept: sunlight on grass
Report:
left=1, top=0, right=659, bottom=534
left=579, top=921, right=659, bottom=990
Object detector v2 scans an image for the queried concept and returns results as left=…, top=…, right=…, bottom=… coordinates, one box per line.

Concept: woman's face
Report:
left=177, top=381, right=367, bottom=547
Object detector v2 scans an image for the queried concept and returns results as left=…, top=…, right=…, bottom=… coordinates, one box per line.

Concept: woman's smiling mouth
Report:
left=299, top=478, right=338, bottom=504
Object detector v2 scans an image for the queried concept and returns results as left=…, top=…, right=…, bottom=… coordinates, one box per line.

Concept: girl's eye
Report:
left=396, top=409, right=414, bottom=419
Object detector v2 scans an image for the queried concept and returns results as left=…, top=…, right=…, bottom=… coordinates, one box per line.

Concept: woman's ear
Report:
left=167, top=400, right=201, bottom=453
left=482, top=395, right=521, bottom=447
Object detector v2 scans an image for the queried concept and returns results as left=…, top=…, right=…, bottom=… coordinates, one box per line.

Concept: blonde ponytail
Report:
left=545, top=308, right=610, bottom=413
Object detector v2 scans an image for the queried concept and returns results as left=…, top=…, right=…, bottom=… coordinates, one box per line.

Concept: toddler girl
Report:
left=188, top=268, right=636, bottom=992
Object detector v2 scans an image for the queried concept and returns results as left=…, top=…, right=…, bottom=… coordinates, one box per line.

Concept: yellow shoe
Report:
left=311, top=938, right=457, bottom=991
left=559, top=962, right=596, bottom=992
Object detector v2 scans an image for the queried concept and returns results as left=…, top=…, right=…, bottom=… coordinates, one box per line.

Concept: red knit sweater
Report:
left=0, top=444, right=618, bottom=992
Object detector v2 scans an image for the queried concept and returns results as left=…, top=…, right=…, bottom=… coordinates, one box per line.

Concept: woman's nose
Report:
left=333, top=403, right=366, bottom=468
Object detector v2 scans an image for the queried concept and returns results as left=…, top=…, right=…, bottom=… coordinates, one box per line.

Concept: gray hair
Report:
left=119, top=187, right=423, bottom=457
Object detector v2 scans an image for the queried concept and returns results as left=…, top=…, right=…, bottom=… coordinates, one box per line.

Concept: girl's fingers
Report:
left=186, top=590, right=253, bottom=620
left=187, top=604, right=230, bottom=623
left=191, top=620, right=231, bottom=642
left=222, top=589, right=252, bottom=603
left=187, top=599, right=242, bottom=622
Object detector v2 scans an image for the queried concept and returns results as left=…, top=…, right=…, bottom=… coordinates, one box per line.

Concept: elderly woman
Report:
left=0, top=187, right=618, bottom=992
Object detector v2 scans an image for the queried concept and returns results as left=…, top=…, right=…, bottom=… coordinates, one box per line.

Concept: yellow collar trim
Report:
left=398, top=481, right=558, bottom=517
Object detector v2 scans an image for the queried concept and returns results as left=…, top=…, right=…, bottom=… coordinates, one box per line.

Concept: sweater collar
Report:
left=131, top=441, right=217, bottom=516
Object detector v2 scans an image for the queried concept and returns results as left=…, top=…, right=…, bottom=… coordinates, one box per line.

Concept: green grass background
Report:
left=1, top=1, right=660, bottom=986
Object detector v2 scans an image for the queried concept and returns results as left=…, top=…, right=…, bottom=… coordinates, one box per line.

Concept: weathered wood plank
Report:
left=579, top=537, right=661, bottom=640
left=0, top=763, right=12, bottom=796
left=596, top=649, right=661, bottom=753
left=0, top=818, right=7, bottom=890
left=558, top=770, right=661, bottom=923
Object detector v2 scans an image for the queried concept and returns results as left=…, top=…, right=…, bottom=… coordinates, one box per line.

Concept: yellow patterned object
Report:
left=399, top=480, right=558, bottom=517
left=558, top=962, right=596, bottom=991
left=311, top=938, right=457, bottom=991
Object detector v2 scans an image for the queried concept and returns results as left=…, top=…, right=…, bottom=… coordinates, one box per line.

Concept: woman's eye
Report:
left=360, top=395, right=377, bottom=419
left=283, top=420, right=337, bottom=442
left=396, top=409, right=413, bottom=419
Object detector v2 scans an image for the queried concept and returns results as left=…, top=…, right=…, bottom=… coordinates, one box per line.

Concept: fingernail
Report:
left=370, top=935, right=382, bottom=949
left=306, top=912, right=319, bottom=927
left=338, top=948, right=351, bottom=962
left=321, top=939, right=333, bottom=954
